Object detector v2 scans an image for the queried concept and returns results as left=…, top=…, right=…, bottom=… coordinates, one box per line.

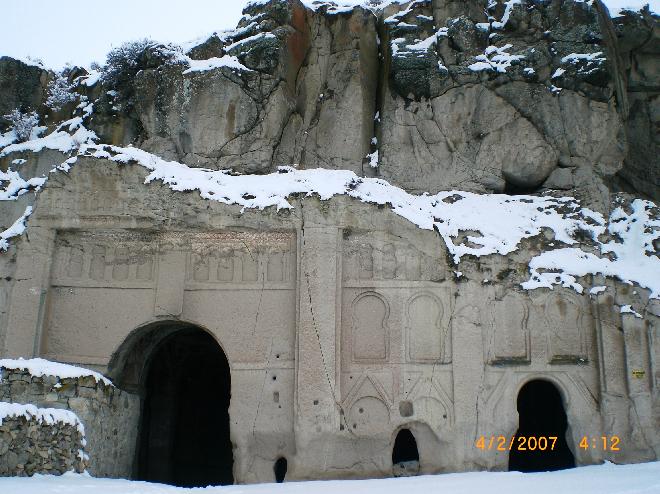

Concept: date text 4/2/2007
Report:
left=474, top=436, right=621, bottom=452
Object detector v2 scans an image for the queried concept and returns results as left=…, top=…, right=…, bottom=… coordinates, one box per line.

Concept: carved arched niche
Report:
left=487, top=293, right=530, bottom=365
left=406, top=293, right=451, bottom=363
left=542, top=292, right=589, bottom=364
left=351, top=291, right=390, bottom=362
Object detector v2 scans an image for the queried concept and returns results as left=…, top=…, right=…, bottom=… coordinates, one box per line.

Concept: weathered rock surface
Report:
left=0, top=0, right=658, bottom=486
left=0, top=367, right=139, bottom=477
left=0, top=57, right=50, bottom=127
left=610, top=7, right=659, bottom=200
left=2, top=0, right=653, bottom=203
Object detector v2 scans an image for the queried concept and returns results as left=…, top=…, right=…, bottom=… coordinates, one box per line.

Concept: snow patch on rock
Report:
left=1, top=124, right=658, bottom=304
left=0, top=402, right=85, bottom=438
left=183, top=55, right=252, bottom=74
left=0, top=358, right=113, bottom=386
left=0, top=206, right=32, bottom=252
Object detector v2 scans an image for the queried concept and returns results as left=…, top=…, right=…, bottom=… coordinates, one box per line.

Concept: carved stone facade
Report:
left=0, top=160, right=658, bottom=484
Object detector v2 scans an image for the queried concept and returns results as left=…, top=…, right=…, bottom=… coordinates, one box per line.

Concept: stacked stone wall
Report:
left=0, top=366, right=140, bottom=477
left=0, top=403, right=87, bottom=476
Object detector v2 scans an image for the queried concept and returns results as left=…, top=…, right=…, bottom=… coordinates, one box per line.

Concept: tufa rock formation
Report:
left=0, top=0, right=658, bottom=487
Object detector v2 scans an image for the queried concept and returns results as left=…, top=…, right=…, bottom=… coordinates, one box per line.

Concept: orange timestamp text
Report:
left=578, top=436, right=620, bottom=451
left=475, top=435, right=558, bottom=451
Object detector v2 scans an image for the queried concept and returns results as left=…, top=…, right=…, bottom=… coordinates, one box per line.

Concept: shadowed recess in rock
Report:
left=274, top=457, right=287, bottom=483
left=509, top=380, right=576, bottom=473
left=392, top=428, right=420, bottom=476
left=137, top=327, right=233, bottom=487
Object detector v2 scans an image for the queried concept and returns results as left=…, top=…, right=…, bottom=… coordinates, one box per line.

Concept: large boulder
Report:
left=0, top=57, right=50, bottom=131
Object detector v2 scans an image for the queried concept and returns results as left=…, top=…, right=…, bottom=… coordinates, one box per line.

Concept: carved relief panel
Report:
left=52, top=231, right=157, bottom=287
left=342, top=232, right=446, bottom=283
left=486, top=293, right=530, bottom=365
left=351, top=292, right=390, bottom=362
left=341, top=230, right=454, bottom=431
left=52, top=230, right=296, bottom=289
left=185, top=232, right=295, bottom=287
left=541, top=292, right=589, bottom=364
left=406, top=292, right=452, bottom=363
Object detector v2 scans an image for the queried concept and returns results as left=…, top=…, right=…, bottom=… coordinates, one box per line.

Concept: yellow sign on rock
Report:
left=632, top=370, right=645, bottom=379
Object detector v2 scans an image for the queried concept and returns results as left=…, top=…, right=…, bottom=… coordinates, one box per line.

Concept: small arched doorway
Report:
left=273, top=457, right=287, bottom=483
left=115, top=323, right=233, bottom=487
left=392, top=428, right=420, bottom=477
left=509, top=379, right=575, bottom=472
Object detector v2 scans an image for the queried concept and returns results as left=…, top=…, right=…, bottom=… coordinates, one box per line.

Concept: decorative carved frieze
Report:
left=51, top=230, right=295, bottom=289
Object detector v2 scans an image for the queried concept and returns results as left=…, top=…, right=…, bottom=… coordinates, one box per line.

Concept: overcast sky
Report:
left=0, top=1, right=251, bottom=69
left=1, top=0, right=657, bottom=70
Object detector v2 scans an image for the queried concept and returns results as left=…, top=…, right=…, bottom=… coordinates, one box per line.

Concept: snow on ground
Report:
left=0, top=357, right=113, bottom=386
left=1, top=461, right=659, bottom=494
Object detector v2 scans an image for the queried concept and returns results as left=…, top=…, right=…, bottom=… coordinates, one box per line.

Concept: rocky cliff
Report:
left=1, top=0, right=657, bottom=206
left=0, top=1, right=659, bottom=483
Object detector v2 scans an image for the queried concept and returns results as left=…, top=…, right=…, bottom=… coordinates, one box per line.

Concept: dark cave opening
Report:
left=274, top=457, right=288, bottom=483
left=504, top=180, right=542, bottom=195
left=509, top=380, right=576, bottom=473
left=137, top=327, right=233, bottom=487
left=392, top=428, right=420, bottom=465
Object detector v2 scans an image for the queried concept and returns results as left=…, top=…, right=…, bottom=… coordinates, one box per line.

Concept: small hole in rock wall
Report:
left=274, top=457, right=287, bottom=483
left=392, top=429, right=420, bottom=477
left=273, top=392, right=279, bottom=403
left=399, top=401, right=413, bottom=418
left=504, top=180, right=541, bottom=195
left=359, top=408, right=364, bottom=414
left=313, top=400, right=319, bottom=405
left=272, top=375, right=277, bottom=381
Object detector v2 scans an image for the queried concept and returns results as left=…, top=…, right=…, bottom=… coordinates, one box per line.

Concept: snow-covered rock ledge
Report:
left=1, top=126, right=658, bottom=311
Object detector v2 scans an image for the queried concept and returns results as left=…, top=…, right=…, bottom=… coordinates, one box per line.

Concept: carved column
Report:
left=294, top=223, right=342, bottom=472
left=2, top=225, right=56, bottom=357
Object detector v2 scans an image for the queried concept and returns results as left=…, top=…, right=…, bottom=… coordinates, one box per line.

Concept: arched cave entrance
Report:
left=274, top=457, right=287, bottom=483
left=509, top=379, right=575, bottom=472
left=120, top=324, right=233, bottom=487
left=392, top=428, right=420, bottom=477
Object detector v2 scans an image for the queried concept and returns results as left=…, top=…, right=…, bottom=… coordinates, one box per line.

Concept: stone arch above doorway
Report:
left=108, top=322, right=234, bottom=487
left=392, top=428, right=420, bottom=477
